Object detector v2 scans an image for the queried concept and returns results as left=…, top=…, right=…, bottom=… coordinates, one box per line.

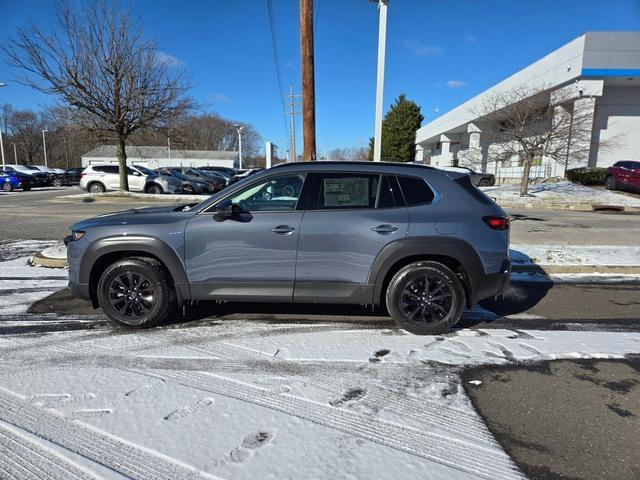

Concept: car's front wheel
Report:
left=605, top=175, right=616, bottom=191
left=97, top=257, right=175, bottom=328
left=52, top=178, right=63, bottom=188
left=386, top=261, right=465, bottom=335
left=478, top=178, right=492, bottom=187
left=146, top=184, right=163, bottom=195
left=2, top=182, right=12, bottom=192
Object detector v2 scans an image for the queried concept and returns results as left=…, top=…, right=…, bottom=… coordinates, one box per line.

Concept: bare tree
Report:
left=9, top=110, right=45, bottom=165
left=4, top=0, right=192, bottom=190
left=477, top=86, right=598, bottom=196
left=327, top=146, right=369, bottom=161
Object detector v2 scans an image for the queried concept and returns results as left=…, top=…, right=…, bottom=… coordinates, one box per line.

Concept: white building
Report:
left=81, top=145, right=237, bottom=169
left=415, top=32, right=640, bottom=181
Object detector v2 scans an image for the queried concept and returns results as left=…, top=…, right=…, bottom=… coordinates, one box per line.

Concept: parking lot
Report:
left=1, top=190, right=640, bottom=479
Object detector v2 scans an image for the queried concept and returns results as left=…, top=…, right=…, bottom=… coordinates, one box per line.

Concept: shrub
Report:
left=566, top=167, right=607, bottom=186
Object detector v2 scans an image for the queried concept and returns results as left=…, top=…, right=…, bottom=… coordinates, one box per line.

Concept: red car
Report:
left=605, top=161, right=640, bottom=193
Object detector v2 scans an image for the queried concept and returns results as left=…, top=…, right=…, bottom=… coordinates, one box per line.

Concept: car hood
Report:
left=71, top=204, right=193, bottom=230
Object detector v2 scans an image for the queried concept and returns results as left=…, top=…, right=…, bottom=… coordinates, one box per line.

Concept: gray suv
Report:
left=66, top=161, right=511, bottom=335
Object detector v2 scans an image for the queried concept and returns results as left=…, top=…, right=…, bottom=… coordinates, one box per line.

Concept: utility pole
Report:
left=299, top=0, right=316, bottom=161
left=13, top=143, right=18, bottom=164
left=371, top=0, right=388, bottom=162
left=0, top=83, right=6, bottom=170
left=285, top=83, right=301, bottom=163
left=42, top=129, right=49, bottom=167
left=167, top=136, right=171, bottom=163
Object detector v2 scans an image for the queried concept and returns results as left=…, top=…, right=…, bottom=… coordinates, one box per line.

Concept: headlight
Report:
left=72, top=231, right=86, bottom=241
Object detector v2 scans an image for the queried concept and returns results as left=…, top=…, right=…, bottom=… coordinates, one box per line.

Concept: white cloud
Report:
left=465, top=34, right=478, bottom=44
left=210, top=93, right=231, bottom=103
left=402, top=40, right=443, bottom=57
left=446, top=80, right=467, bottom=89
left=155, top=52, right=184, bottom=67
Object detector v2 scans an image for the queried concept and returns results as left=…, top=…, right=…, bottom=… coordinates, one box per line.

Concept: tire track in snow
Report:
left=0, top=421, right=100, bottom=480
left=192, top=342, right=497, bottom=447
left=0, top=388, right=215, bottom=480
left=140, top=369, right=524, bottom=480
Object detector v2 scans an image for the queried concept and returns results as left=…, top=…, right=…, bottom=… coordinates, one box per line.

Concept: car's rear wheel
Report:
left=2, top=182, right=12, bottom=192
left=605, top=175, right=616, bottom=191
left=97, top=257, right=175, bottom=328
left=52, top=178, right=63, bottom=188
left=88, top=182, right=105, bottom=193
left=478, top=179, right=492, bottom=187
left=146, top=184, right=163, bottom=195
left=386, top=261, right=465, bottom=335
left=182, top=184, right=195, bottom=194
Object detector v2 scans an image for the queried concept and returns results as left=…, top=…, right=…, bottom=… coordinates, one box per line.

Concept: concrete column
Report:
left=415, top=144, right=424, bottom=162
left=439, top=134, right=453, bottom=167
left=567, top=96, right=596, bottom=171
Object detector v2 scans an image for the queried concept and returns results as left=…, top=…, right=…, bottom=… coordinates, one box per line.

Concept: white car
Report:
left=80, top=164, right=183, bottom=194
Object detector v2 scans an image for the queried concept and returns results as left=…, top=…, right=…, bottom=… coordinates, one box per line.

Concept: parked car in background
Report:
left=80, top=164, right=180, bottom=194
left=231, top=168, right=264, bottom=183
left=3, top=165, right=49, bottom=188
left=198, top=166, right=237, bottom=178
left=605, top=161, right=640, bottom=193
left=0, top=170, right=32, bottom=192
left=166, top=167, right=227, bottom=192
left=27, top=165, right=66, bottom=187
left=157, top=168, right=214, bottom=194
left=60, top=167, right=84, bottom=186
left=66, top=161, right=511, bottom=335
left=435, top=166, right=495, bottom=187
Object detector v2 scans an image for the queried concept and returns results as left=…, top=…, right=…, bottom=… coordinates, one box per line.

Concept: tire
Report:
left=22, top=185, right=31, bottom=191
left=1, top=182, right=12, bottom=192
left=478, top=179, right=491, bottom=187
left=88, top=182, right=106, bottom=193
left=182, top=184, right=194, bottom=194
left=146, top=184, right=163, bottom=195
left=52, top=178, right=63, bottom=188
left=385, top=261, right=465, bottom=335
left=97, top=257, right=175, bottom=328
left=605, top=176, right=616, bottom=191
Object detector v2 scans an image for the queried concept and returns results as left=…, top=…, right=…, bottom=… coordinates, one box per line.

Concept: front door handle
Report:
left=271, top=225, right=296, bottom=235
left=372, top=224, right=398, bottom=234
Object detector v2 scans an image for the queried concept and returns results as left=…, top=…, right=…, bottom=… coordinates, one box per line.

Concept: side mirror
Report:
left=213, top=202, right=248, bottom=222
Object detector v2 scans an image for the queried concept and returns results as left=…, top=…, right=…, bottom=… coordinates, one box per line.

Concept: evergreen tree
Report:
left=368, top=94, right=424, bottom=162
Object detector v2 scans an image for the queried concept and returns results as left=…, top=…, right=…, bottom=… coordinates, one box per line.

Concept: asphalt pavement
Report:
left=3, top=187, right=640, bottom=244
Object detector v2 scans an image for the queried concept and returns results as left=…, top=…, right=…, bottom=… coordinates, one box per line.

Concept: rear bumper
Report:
left=470, top=259, right=511, bottom=305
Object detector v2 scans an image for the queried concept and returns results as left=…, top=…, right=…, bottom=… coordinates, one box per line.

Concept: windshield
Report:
left=133, top=165, right=156, bottom=176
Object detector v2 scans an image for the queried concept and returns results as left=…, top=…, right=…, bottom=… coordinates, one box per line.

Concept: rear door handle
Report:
left=271, top=225, right=296, bottom=235
left=372, top=224, right=398, bottom=234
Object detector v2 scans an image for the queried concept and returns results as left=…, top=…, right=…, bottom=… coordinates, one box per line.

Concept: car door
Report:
left=127, top=167, right=147, bottom=191
left=294, top=172, right=409, bottom=303
left=184, top=172, right=308, bottom=301
left=628, top=161, right=640, bottom=191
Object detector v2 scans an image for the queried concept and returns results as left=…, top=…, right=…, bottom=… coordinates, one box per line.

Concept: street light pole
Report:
left=234, top=124, right=244, bottom=170
left=371, top=0, right=388, bottom=162
left=0, top=83, right=7, bottom=169
left=42, top=129, right=49, bottom=167
left=13, top=143, right=18, bottom=164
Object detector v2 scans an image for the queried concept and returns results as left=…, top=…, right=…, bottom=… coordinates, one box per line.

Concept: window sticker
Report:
left=323, top=177, right=369, bottom=207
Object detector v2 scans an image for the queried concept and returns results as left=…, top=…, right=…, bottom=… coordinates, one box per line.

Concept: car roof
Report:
left=270, top=160, right=439, bottom=173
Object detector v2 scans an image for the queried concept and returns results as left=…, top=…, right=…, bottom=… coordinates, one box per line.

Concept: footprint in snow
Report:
left=215, top=431, right=275, bottom=466
left=329, top=387, right=367, bottom=407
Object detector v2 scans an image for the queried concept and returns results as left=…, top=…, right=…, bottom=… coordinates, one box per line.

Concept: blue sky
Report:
left=1, top=0, right=639, bottom=155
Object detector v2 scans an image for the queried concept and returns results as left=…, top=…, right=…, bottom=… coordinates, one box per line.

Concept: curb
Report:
left=512, top=264, right=640, bottom=274
left=54, top=192, right=207, bottom=204
left=494, top=202, right=640, bottom=213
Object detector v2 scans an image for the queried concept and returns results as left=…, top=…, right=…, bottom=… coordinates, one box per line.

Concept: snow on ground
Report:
left=511, top=244, right=640, bottom=266
left=1, top=240, right=640, bottom=479
left=481, top=181, right=640, bottom=207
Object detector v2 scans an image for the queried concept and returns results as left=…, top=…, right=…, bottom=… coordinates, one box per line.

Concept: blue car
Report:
left=0, top=170, right=32, bottom=192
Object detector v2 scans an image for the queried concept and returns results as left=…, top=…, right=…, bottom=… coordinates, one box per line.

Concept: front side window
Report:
left=226, top=174, right=306, bottom=212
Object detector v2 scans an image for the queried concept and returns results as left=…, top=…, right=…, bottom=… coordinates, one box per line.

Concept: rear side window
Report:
left=397, top=176, right=435, bottom=206
left=317, top=173, right=379, bottom=209
left=94, top=165, right=118, bottom=174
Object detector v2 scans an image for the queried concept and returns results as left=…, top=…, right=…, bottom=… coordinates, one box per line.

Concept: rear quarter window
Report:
left=397, top=176, right=435, bottom=206
left=453, top=174, right=494, bottom=205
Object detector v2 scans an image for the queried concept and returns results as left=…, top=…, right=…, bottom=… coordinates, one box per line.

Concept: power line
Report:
left=266, top=0, right=291, bottom=149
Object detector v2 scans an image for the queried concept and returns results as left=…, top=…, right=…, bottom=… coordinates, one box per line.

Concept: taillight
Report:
left=483, top=216, right=510, bottom=230
left=81, top=173, right=86, bottom=178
